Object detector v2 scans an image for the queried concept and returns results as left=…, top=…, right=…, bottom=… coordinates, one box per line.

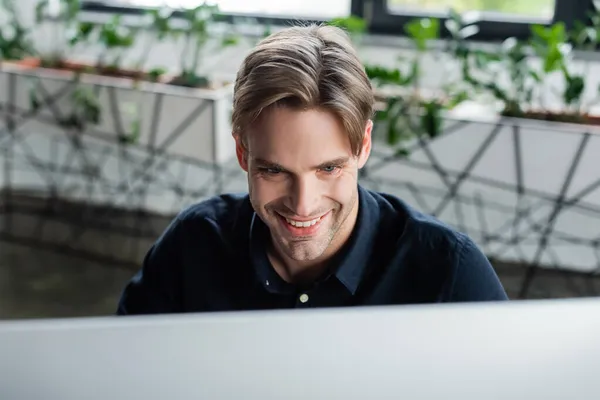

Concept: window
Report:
left=367, top=0, right=593, bottom=41
left=84, top=0, right=353, bottom=20
left=386, top=0, right=556, bottom=21
left=83, top=0, right=594, bottom=41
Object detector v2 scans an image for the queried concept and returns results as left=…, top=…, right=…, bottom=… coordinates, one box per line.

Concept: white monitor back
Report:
left=1, top=299, right=600, bottom=400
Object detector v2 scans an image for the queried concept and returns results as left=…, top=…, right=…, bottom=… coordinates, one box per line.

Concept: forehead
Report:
left=246, top=107, right=352, bottom=165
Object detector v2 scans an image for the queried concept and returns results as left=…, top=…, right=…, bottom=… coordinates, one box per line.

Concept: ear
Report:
left=357, top=119, right=373, bottom=169
left=234, top=133, right=248, bottom=172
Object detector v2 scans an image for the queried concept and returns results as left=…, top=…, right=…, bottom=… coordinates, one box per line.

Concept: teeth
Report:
left=285, top=216, right=321, bottom=228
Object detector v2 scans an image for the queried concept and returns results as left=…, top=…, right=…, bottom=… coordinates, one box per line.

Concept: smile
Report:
left=276, top=211, right=330, bottom=237
left=285, top=216, right=322, bottom=227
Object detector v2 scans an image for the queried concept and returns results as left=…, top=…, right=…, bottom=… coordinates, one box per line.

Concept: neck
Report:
left=268, top=200, right=360, bottom=285
left=267, top=249, right=327, bottom=284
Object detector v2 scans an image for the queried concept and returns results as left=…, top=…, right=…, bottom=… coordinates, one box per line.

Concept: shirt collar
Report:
left=248, top=184, right=380, bottom=295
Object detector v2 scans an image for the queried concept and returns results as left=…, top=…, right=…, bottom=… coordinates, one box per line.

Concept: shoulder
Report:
left=366, top=188, right=507, bottom=300
left=367, top=188, right=507, bottom=301
left=116, top=193, right=253, bottom=315
left=176, top=192, right=252, bottom=231
left=366, top=188, right=465, bottom=252
left=157, top=192, right=253, bottom=252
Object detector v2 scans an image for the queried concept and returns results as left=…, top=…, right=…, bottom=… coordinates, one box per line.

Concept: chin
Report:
left=280, top=240, right=329, bottom=262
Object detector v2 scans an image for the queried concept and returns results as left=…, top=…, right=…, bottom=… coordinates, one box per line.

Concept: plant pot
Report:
left=0, top=58, right=237, bottom=216
left=3, top=57, right=149, bottom=81
left=505, top=110, right=600, bottom=126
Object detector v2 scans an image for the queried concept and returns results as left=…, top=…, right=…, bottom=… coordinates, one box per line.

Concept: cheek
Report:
left=249, top=175, right=286, bottom=205
left=327, top=172, right=358, bottom=204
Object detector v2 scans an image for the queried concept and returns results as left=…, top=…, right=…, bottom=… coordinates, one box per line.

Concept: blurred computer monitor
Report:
left=0, top=299, right=599, bottom=400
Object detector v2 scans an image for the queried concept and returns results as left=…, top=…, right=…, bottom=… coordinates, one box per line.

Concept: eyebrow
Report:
left=253, top=156, right=350, bottom=171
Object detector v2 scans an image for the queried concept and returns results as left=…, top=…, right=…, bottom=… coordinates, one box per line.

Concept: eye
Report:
left=320, top=165, right=340, bottom=174
left=259, top=167, right=282, bottom=175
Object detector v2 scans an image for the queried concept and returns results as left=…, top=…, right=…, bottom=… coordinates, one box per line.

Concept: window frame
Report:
left=364, top=0, right=594, bottom=42
left=80, top=1, right=364, bottom=27
left=81, top=0, right=594, bottom=43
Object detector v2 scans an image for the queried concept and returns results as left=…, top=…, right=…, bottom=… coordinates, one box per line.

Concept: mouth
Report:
left=276, top=211, right=330, bottom=237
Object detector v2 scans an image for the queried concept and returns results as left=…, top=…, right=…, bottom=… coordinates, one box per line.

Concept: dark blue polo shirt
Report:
left=116, top=185, right=508, bottom=315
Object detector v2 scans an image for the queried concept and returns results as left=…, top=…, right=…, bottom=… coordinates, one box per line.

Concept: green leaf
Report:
left=395, top=148, right=410, bottom=158
left=191, top=19, right=207, bottom=34
left=551, top=22, right=567, bottom=41
left=262, top=25, right=272, bottom=38
left=530, top=24, right=547, bottom=39
left=120, top=119, right=141, bottom=144
left=569, top=20, right=595, bottom=47
left=543, top=46, right=564, bottom=73
left=377, top=97, right=405, bottom=146
left=29, top=86, right=40, bottom=111
left=374, top=108, right=388, bottom=121
left=221, top=35, right=238, bottom=46
left=67, top=22, right=95, bottom=46
left=564, top=75, right=585, bottom=105
left=71, top=86, right=101, bottom=125
left=98, top=16, right=135, bottom=49
left=35, top=1, right=47, bottom=23
left=446, top=90, right=469, bottom=109
left=586, top=27, right=598, bottom=43
left=405, top=18, right=440, bottom=51
left=408, top=59, right=419, bottom=83
left=148, top=67, right=166, bottom=82
left=79, top=22, right=95, bottom=38
left=365, top=65, right=405, bottom=85
left=529, top=69, right=542, bottom=82
left=328, top=16, right=367, bottom=35
left=532, top=22, right=567, bottom=43
left=473, top=49, right=498, bottom=68
left=420, top=101, right=443, bottom=138
left=505, top=41, right=527, bottom=64
left=65, top=0, right=82, bottom=21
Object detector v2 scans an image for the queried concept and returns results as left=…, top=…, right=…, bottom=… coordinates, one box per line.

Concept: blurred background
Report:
left=1, top=0, right=600, bottom=319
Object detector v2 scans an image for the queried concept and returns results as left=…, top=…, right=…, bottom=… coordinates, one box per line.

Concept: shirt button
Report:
left=299, top=293, right=309, bottom=303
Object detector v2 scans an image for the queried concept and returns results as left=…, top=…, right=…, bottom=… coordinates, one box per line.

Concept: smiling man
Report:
left=116, top=24, right=507, bottom=315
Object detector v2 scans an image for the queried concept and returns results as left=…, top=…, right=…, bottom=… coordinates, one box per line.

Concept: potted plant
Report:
left=92, top=14, right=137, bottom=78
left=0, top=0, right=36, bottom=61
left=133, top=6, right=173, bottom=82
left=365, top=15, right=470, bottom=156
left=450, top=1, right=600, bottom=126
left=147, top=3, right=238, bottom=89
left=24, top=0, right=93, bottom=69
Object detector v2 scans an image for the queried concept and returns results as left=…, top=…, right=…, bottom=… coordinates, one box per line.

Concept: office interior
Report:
left=1, top=0, right=599, bottom=319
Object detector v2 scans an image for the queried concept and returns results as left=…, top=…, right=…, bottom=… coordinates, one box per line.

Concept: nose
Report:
left=289, top=176, right=319, bottom=218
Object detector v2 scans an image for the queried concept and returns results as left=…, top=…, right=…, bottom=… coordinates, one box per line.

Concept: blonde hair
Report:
left=231, top=24, right=374, bottom=156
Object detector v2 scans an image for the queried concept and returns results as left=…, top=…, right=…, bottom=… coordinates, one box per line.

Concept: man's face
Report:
left=235, top=107, right=372, bottom=265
